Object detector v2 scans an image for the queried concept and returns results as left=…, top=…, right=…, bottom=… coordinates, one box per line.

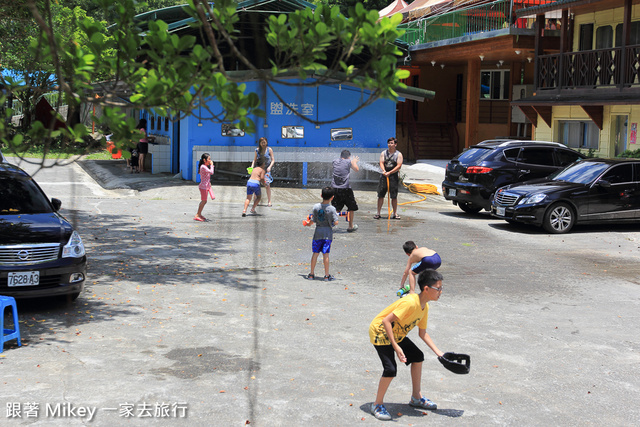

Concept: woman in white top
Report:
left=251, top=137, right=275, bottom=206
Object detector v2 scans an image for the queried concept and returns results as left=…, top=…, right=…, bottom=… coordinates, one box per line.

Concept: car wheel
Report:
left=458, top=202, right=483, bottom=214
left=543, top=202, right=575, bottom=234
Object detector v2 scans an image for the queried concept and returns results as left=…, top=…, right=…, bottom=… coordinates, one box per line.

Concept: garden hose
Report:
left=384, top=175, right=441, bottom=219
left=398, top=177, right=440, bottom=206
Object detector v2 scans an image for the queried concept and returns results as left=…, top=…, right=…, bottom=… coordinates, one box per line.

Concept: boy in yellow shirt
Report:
left=368, top=269, right=445, bottom=421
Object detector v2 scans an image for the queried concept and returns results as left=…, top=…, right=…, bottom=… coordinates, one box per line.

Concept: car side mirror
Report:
left=598, top=179, right=611, bottom=188
left=51, top=198, right=62, bottom=211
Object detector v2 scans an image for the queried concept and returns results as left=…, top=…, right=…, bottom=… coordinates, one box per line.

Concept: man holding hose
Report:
left=375, top=137, right=404, bottom=219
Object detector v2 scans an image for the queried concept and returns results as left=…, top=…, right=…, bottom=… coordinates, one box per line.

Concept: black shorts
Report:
left=331, top=188, right=358, bottom=212
left=374, top=337, right=424, bottom=377
left=137, top=142, right=149, bottom=154
left=377, top=173, right=399, bottom=199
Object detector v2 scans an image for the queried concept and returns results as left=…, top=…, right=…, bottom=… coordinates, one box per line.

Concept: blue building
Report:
left=133, top=1, right=433, bottom=183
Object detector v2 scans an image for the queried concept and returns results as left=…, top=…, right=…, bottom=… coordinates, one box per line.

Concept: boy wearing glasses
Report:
left=369, top=269, right=445, bottom=421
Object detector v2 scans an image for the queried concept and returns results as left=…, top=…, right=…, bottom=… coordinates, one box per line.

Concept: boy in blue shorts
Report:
left=369, top=269, right=445, bottom=421
left=306, top=187, right=340, bottom=281
left=243, top=158, right=266, bottom=217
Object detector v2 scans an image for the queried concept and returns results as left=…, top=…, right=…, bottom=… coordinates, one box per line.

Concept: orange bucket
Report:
left=106, top=141, right=122, bottom=159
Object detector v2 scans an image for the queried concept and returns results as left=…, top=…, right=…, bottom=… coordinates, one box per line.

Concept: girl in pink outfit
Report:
left=195, top=153, right=215, bottom=221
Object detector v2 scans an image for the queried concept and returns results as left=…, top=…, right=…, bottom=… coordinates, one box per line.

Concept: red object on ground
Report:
left=106, top=141, right=122, bottom=159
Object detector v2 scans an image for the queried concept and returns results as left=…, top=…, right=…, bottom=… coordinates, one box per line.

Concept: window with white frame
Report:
left=557, top=120, right=599, bottom=150
left=281, top=126, right=304, bottom=139
left=480, top=70, right=510, bottom=100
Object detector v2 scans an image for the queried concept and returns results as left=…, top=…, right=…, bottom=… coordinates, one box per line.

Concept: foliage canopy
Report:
left=0, top=0, right=409, bottom=163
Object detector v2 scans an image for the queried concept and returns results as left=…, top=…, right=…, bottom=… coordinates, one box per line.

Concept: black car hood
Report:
left=502, top=180, right=585, bottom=195
left=0, top=213, right=72, bottom=245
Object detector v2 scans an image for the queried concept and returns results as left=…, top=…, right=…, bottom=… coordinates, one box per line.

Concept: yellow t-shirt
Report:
left=369, top=293, right=429, bottom=346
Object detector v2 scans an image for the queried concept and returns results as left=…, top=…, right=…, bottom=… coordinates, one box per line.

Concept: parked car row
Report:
left=0, top=160, right=86, bottom=300
left=443, top=140, right=640, bottom=234
left=442, top=140, right=586, bottom=213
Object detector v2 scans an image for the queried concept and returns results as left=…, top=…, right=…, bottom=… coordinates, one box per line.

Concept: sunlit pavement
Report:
left=1, top=158, right=638, bottom=426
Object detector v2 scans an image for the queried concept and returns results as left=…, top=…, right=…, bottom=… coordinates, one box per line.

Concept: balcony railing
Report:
left=537, top=45, right=640, bottom=90
left=398, top=0, right=552, bottom=46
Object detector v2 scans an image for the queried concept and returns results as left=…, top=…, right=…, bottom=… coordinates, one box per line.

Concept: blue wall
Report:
left=145, top=78, right=397, bottom=180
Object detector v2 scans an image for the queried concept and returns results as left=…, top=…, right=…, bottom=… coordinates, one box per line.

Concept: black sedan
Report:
left=0, top=162, right=86, bottom=300
left=490, top=158, right=640, bottom=234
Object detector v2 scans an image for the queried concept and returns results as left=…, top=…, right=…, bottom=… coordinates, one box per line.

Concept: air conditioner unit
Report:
left=512, top=85, right=534, bottom=123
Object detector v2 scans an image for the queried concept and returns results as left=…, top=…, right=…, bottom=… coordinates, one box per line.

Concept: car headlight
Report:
left=518, top=193, right=547, bottom=205
left=62, top=231, right=86, bottom=258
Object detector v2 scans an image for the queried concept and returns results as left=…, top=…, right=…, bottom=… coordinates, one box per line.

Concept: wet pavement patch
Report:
left=152, top=346, right=259, bottom=379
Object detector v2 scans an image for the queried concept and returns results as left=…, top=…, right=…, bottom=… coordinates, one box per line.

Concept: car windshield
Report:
left=455, top=147, right=496, bottom=163
left=0, top=174, right=53, bottom=214
left=550, top=161, right=611, bottom=184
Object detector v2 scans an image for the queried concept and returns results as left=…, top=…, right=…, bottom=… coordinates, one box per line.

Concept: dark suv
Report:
left=442, top=140, right=586, bottom=213
left=0, top=162, right=86, bottom=300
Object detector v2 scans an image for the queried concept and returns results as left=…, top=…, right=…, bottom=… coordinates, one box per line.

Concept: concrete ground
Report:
left=2, top=157, right=639, bottom=426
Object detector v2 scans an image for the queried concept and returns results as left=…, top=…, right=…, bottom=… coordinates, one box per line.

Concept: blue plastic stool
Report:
left=0, top=295, right=21, bottom=353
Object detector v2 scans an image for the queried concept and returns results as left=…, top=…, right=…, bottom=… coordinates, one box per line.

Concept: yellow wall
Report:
left=548, top=5, right=640, bottom=156
left=573, top=5, right=640, bottom=51
left=532, top=105, right=640, bottom=157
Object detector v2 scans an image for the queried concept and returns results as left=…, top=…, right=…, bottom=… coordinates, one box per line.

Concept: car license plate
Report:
left=448, top=188, right=456, bottom=197
left=496, top=207, right=506, bottom=217
left=8, top=271, right=40, bottom=287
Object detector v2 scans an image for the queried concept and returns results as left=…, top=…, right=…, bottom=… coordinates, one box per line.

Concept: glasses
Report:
left=426, top=285, right=443, bottom=292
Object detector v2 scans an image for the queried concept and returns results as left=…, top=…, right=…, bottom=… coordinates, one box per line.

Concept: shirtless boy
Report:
left=399, top=241, right=441, bottom=296
left=243, top=157, right=266, bottom=216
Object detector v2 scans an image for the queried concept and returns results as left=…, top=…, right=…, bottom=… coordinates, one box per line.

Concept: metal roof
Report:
left=126, top=0, right=433, bottom=102
left=516, top=0, right=584, bottom=18
left=133, top=0, right=315, bottom=32
left=224, top=69, right=435, bottom=101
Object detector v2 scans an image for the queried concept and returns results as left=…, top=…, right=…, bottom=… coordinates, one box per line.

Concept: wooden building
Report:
left=396, top=0, right=554, bottom=159
left=513, top=0, right=640, bottom=158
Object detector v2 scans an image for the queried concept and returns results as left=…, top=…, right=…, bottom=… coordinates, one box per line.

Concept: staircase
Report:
left=410, top=122, right=458, bottom=160
left=402, top=99, right=459, bottom=160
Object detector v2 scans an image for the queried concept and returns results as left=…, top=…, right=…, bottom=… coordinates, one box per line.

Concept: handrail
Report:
left=398, top=0, right=553, bottom=46
left=537, top=45, right=640, bottom=90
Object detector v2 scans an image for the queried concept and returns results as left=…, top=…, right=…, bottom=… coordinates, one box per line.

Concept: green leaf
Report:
left=11, top=134, right=24, bottom=147
left=396, top=69, right=410, bottom=79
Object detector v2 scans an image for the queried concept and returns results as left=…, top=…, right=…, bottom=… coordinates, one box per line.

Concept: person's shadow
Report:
left=360, top=402, right=464, bottom=420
